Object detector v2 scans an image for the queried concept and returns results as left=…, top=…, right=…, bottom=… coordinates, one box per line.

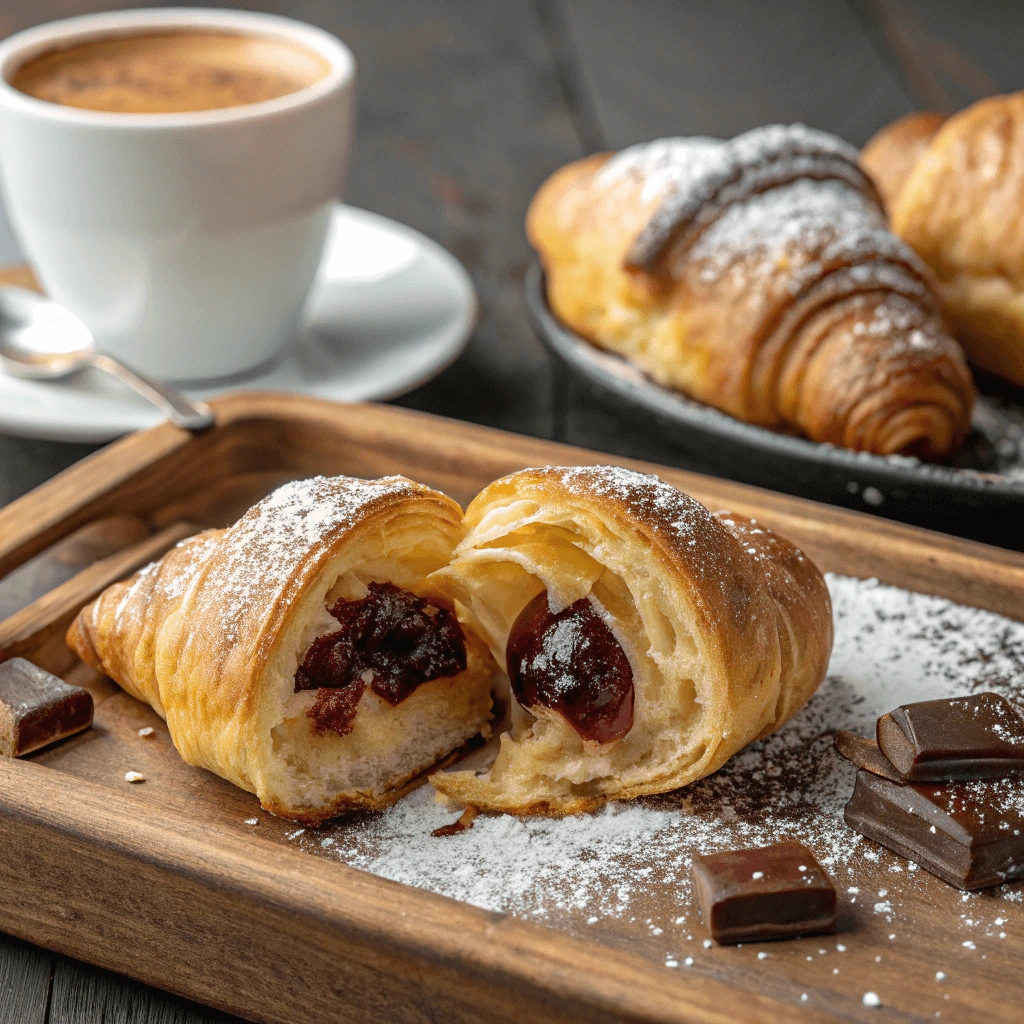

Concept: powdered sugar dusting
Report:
left=549, top=464, right=761, bottom=609
left=598, top=136, right=726, bottom=204
left=966, top=393, right=1024, bottom=481
left=285, top=573, right=1024, bottom=942
left=525, top=613, right=587, bottom=699
left=689, top=178, right=923, bottom=287
left=197, top=475, right=421, bottom=644
left=599, top=124, right=861, bottom=221
left=108, top=531, right=220, bottom=635
left=599, top=124, right=877, bottom=271
left=555, top=464, right=706, bottom=545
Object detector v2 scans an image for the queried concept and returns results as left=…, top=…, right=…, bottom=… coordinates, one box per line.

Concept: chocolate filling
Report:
left=294, top=582, right=467, bottom=736
left=505, top=592, right=634, bottom=744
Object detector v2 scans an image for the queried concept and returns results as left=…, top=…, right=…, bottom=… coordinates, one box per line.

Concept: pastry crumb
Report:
left=124, top=771, right=144, bottom=783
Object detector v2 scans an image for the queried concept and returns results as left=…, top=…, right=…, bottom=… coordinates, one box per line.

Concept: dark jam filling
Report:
left=505, top=592, right=634, bottom=744
left=295, top=581, right=467, bottom=736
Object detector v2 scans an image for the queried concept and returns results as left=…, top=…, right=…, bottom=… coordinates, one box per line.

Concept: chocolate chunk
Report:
left=0, top=658, right=93, bottom=756
left=691, top=840, right=838, bottom=944
left=877, top=693, right=1024, bottom=782
left=834, top=730, right=904, bottom=783
left=844, top=769, right=1024, bottom=890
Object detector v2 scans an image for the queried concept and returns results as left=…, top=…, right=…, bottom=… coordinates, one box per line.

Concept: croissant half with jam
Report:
left=429, top=466, right=833, bottom=816
left=862, top=95, right=1024, bottom=388
left=528, top=124, right=974, bottom=458
left=66, top=475, right=495, bottom=823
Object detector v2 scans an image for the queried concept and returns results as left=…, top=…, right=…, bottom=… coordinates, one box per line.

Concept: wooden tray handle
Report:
left=0, top=520, right=198, bottom=675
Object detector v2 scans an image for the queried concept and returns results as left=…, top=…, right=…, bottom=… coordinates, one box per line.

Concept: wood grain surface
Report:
left=1, top=1, right=1023, bottom=1022
left=0, top=393, right=1022, bottom=1024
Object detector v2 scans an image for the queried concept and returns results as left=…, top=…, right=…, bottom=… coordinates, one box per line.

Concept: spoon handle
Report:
left=87, top=353, right=215, bottom=433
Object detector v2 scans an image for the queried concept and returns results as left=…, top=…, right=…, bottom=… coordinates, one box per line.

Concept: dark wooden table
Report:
left=0, top=2, right=1020, bottom=1021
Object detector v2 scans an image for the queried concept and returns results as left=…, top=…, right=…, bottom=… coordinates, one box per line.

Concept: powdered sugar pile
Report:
left=286, top=574, right=1024, bottom=931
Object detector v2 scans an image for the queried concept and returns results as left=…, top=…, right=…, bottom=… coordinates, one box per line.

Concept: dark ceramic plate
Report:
left=525, top=262, right=1024, bottom=549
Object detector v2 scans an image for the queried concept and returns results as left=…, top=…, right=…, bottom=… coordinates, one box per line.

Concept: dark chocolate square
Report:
left=844, top=768, right=1024, bottom=890
left=834, top=729, right=903, bottom=782
left=0, top=658, right=93, bottom=757
left=877, top=693, right=1024, bottom=782
left=691, top=840, right=838, bottom=945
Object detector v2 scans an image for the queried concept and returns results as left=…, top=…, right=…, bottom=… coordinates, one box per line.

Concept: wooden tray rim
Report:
left=2, top=390, right=1024, bottom=1024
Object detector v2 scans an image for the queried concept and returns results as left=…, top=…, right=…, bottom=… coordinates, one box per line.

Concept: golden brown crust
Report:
left=430, top=466, right=832, bottom=816
left=67, top=475, right=495, bottom=822
left=66, top=530, right=223, bottom=716
left=713, top=511, right=833, bottom=730
left=861, top=111, right=948, bottom=215
left=528, top=126, right=974, bottom=458
left=876, top=94, right=1024, bottom=386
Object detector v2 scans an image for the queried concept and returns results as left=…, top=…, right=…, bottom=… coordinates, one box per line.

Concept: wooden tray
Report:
left=1, top=391, right=1023, bottom=1024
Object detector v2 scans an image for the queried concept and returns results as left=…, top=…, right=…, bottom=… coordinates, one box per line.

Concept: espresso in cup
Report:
left=10, top=30, right=331, bottom=114
left=0, top=10, right=354, bottom=380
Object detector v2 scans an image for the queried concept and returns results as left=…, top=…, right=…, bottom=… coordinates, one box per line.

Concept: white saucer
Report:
left=0, top=204, right=477, bottom=442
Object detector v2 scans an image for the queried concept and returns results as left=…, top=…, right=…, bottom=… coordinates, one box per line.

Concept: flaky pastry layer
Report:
left=864, top=95, right=1024, bottom=387
left=67, top=475, right=495, bottom=823
left=429, top=466, right=832, bottom=815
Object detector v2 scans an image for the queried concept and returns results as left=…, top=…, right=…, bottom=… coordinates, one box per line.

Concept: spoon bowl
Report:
left=0, top=286, right=96, bottom=377
left=0, top=287, right=214, bottom=431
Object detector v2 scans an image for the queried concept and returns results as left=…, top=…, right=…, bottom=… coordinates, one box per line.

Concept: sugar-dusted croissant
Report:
left=67, top=475, right=495, bottom=823
left=862, top=96, right=1024, bottom=387
left=428, top=466, right=832, bottom=816
left=528, top=124, right=974, bottom=458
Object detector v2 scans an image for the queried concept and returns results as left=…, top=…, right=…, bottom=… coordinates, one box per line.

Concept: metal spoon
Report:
left=0, top=286, right=215, bottom=433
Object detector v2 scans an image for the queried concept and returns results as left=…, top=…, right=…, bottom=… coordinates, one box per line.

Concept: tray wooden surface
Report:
left=1, top=391, right=1023, bottom=1024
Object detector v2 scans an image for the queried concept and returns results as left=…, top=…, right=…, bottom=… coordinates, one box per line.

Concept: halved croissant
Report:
left=429, top=466, right=833, bottom=815
left=529, top=124, right=974, bottom=458
left=863, top=95, right=1024, bottom=387
left=67, top=475, right=495, bottom=822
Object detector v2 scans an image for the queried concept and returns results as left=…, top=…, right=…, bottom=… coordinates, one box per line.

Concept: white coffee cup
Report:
left=0, top=8, right=354, bottom=381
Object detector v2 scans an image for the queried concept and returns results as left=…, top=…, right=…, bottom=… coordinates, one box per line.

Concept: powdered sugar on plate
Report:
left=964, top=392, right=1024, bottom=480
left=286, top=573, right=1024, bottom=936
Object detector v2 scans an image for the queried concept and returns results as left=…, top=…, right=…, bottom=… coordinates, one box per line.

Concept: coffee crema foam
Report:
left=10, top=30, right=331, bottom=114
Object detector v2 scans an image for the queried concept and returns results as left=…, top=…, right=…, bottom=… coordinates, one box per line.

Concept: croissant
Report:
left=528, top=124, right=974, bottom=458
left=428, top=466, right=833, bottom=816
left=66, top=475, right=495, bottom=823
left=862, top=95, right=1024, bottom=387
